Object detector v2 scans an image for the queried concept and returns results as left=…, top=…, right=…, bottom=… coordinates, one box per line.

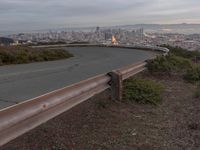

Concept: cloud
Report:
left=0, top=0, right=199, bottom=32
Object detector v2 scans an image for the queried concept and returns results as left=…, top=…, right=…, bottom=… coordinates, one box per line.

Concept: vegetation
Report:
left=147, top=45, right=200, bottom=83
left=123, top=78, right=164, bottom=105
left=147, top=54, right=193, bottom=74
left=0, top=46, right=73, bottom=66
left=184, top=65, right=200, bottom=83
left=161, top=44, right=200, bottom=59
left=124, top=46, right=200, bottom=105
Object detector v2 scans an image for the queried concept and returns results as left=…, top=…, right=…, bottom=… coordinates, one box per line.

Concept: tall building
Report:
left=95, top=27, right=100, bottom=33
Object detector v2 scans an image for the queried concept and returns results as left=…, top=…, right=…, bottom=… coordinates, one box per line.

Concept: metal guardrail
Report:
left=33, top=44, right=170, bottom=53
left=0, top=46, right=169, bottom=146
left=0, top=74, right=111, bottom=146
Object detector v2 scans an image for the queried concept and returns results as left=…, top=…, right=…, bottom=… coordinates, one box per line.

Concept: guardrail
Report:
left=0, top=46, right=169, bottom=146
left=33, top=44, right=170, bottom=53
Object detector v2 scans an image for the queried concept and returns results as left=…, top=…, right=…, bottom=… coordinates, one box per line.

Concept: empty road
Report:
left=0, top=47, right=156, bottom=109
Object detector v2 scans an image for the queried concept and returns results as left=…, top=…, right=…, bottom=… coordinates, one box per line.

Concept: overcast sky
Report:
left=0, top=0, right=200, bottom=32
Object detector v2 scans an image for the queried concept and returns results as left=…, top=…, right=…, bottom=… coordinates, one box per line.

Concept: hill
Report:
left=0, top=37, right=14, bottom=45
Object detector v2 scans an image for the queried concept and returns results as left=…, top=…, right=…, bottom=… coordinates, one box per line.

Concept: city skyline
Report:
left=0, top=0, right=200, bottom=32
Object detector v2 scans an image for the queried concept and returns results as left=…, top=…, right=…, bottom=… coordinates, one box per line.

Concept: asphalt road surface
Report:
left=0, top=47, right=156, bottom=109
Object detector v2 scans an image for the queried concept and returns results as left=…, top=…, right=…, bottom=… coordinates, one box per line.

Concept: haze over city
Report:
left=0, top=0, right=200, bottom=33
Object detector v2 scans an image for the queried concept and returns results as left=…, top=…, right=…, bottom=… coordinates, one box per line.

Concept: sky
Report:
left=0, top=0, right=200, bottom=32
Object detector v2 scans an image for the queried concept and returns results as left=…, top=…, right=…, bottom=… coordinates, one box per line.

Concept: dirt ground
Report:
left=1, top=72, right=200, bottom=150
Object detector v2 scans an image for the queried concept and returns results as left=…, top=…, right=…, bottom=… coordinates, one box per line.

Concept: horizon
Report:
left=0, top=0, right=200, bottom=33
left=1, top=23, right=200, bottom=36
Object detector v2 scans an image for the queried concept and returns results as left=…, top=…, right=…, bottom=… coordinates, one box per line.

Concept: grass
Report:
left=0, top=46, right=73, bottom=66
left=123, top=45, right=200, bottom=107
left=123, top=78, right=164, bottom=105
left=125, top=46, right=200, bottom=105
left=146, top=54, right=193, bottom=74
left=184, top=65, right=200, bottom=83
left=161, top=44, right=200, bottom=59
left=147, top=45, right=200, bottom=83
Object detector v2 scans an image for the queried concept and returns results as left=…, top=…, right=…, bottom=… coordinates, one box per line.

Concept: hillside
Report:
left=0, top=37, right=14, bottom=45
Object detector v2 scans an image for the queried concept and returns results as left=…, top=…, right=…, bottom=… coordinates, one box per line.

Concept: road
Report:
left=0, top=47, right=156, bottom=109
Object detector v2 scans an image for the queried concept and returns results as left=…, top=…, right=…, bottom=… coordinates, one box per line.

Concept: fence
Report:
left=0, top=46, right=168, bottom=146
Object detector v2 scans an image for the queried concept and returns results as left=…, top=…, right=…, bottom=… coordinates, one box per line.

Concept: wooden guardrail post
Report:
left=108, top=71, right=123, bottom=101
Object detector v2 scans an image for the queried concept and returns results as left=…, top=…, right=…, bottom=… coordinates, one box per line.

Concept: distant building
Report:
left=105, top=32, right=112, bottom=40
left=95, top=27, right=100, bottom=33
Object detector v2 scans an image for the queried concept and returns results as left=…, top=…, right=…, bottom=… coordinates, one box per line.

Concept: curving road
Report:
left=0, top=47, right=156, bottom=109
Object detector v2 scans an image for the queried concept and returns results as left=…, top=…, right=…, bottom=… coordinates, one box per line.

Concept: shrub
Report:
left=0, top=50, right=16, bottom=64
left=147, top=54, right=192, bottom=74
left=161, top=44, right=200, bottom=59
left=0, top=46, right=73, bottom=66
left=184, top=65, right=200, bottom=83
left=123, top=78, right=164, bottom=105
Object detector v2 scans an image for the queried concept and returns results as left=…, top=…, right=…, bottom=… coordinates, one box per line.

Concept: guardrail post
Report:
left=108, top=71, right=123, bottom=101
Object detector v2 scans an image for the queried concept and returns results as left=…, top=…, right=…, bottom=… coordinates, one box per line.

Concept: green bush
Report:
left=0, top=46, right=73, bottom=66
left=161, top=44, right=200, bottom=59
left=147, top=54, right=192, bottom=74
left=184, top=65, right=200, bottom=83
left=15, top=51, right=29, bottom=64
left=0, top=50, right=16, bottom=64
left=123, top=78, right=164, bottom=105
